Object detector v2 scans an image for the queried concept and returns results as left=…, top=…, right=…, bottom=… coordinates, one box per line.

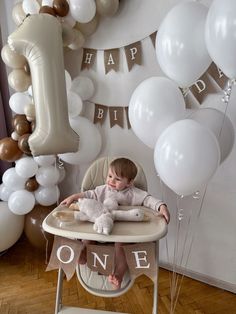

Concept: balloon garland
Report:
left=0, top=0, right=118, bottom=224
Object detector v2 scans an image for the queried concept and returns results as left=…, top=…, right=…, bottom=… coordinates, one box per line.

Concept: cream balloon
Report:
left=12, top=2, right=26, bottom=26
left=69, top=0, right=96, bottom=23
left=8, top=14, right=79, bottom=156
left=1, top=44, right=27, bottom=69
left=58, top=116, right=102, bottom=165
left=96, top=0, right=119, bottom=17
left=156, top=1, right=211, bottom=88
left=154, top=119, right=220, bottom=196
left=74, top=14, right=99, bottom=37
left=0, top=202, right=24, bottom=252
left=8, top=69, right=31, bottom=92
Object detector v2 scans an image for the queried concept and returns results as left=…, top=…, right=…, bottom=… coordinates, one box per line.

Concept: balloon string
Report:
left=172, top=187, right=208, bottom=313
left=219, top=79, right=234, bottom=139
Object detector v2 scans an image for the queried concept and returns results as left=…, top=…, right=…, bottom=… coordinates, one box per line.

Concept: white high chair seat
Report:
left=42, top=156, right=168, bottom=313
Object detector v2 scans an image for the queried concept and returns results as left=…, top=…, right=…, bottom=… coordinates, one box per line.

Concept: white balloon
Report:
left=36, top=165, right=60, bottom=187
left=67, top=90, right=83, bottom=118
left=8, top=190, right=35, bottom=215
left=0, top=201, right=24, bottom=252
left=0, top=184, right=13, bottom=201
left=33, top=155, right=56, bottom=166
left=15, top=156, right=38, bottom=178
left=156, top=2, right=211, bottom=88
left=154, top=119, right=220, bottom=196
left=22, top=0, right=40, bottom=14
left=9, top=92, right=32, bottom=114
left=69, top=0, right=96, bottom=23
left=58, top=116, right=102, bottom=165
left=2, top=168, right=26, bottom=191
left=71, top=76, right=95, bottom=100
left=128, top=76, right=186, bottom=149
left=189, top=108, right=234, bottom=163
left=34, top=185, right=60, bottom=206
left=205, top=0, right=236, bottom=79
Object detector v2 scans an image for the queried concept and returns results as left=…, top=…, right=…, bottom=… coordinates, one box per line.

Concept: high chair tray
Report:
left=42, top=205, right=167, bottom=243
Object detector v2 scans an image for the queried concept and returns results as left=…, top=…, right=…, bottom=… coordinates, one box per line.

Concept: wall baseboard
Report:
left=159, top=262, right=236, bottom=294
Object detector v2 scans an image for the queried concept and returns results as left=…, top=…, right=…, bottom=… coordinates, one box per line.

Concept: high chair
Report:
left=42, top=156, right=168, bottom=314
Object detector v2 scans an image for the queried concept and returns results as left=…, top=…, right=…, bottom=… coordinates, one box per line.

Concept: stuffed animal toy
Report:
left=53, top=198, right=149, bottom=235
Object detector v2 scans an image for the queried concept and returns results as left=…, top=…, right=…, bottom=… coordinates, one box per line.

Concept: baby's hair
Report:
left=110, top=158, right=137, bottom=181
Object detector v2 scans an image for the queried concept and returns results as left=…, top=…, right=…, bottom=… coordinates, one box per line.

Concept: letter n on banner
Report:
left=94, top=104, right=108, bottom=125
left=81, top=48, right=97, bottom=70
left=123, top=242, right=157, bottom=282
left=109, top=107, right=124, bottom=128
left=46, top=236, right=83, bottom=280
left=124, top=41, right=142, bottom=71
left=87, top=244, right=115, bottom=275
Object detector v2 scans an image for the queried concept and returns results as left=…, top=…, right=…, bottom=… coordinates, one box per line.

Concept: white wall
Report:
left=2, top=0, right=236, bottom=292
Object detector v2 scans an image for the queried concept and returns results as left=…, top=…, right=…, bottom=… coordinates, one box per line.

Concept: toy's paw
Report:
left=93, top=213, right=114, bottom=235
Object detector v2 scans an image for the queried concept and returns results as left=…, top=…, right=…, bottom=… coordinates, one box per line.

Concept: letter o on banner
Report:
left=8, top=14, right=79, bottom=156
left=56, top=245, right=75, bottom=264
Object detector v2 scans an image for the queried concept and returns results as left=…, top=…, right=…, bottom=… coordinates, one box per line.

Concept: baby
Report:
left=60, top=157, right=170, bottom=288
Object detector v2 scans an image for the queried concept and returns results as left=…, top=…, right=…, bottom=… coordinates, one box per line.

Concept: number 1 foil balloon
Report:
left=8, top=14, right=79, bottom=156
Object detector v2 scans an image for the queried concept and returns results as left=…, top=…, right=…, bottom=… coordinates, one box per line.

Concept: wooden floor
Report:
left=0, top=235, right=236, bottom=314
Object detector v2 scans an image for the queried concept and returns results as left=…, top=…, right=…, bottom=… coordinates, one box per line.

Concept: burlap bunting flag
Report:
left=104, top=48, right=120, bottom=74
left=207, top=62, right=228, bottom=89
left=81, top=48, right=97, bottom=70
left=94, top=104, right=108, bottom=124
left=109, top=106, right=124, bottom=128
left=87, top=244, right=115, bottom=275
left=46, top=236, right=83, bottom=280
left=123, top=242, right=157, bottom=282
left=124, top=41, right=142, bottom=71
left=150, top=31, right=157, bottom=48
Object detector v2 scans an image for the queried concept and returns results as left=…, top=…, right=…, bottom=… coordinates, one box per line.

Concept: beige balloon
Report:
left=24, top=103, right=35, bottom=119
left=61, top=22, right=75, bottom=47
left=12, top=2, right=26, bottom=26
left=68, top=29, right=85, bottom=50
left=1, top=44, right=27, bottom=68
left=75, top=14, right=99, bottom=37
left=8, top=69, right=31, bottom=92
left=8, top=14, right=79, bottom=156
left=96, top=0, right=119, bottom=17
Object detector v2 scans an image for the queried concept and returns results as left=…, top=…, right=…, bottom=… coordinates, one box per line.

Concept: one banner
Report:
left=109, top=106, right=124, bottom=128
left=46, top=236, right=83, bottom=280
left=123, top=242, right=157, bottom=282
left=124, top=41, right=142, bottom=71
left=150, top=31, right=157, bottom=48
left=94, top=104, right=108, bottom=125
left=87, top=244, right=115, bottom=275
left=104, top=48, right=120, bottom=74
left=81, top=48, right=97, bottom=70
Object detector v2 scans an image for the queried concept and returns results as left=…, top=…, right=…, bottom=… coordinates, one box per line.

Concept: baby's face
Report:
left=106, top=168, right=131, bottom=191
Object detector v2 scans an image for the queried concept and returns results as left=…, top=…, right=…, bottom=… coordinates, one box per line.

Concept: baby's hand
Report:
left=159, top=204, right=170, bottom=224
left=60, top=195, right=77, bottom=207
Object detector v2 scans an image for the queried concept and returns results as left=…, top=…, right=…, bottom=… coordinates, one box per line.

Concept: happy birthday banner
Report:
left=46, top=236, right=157, bottom=282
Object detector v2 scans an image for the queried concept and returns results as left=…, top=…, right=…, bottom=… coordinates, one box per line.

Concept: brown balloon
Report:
left=15, top=119, right=31, bottom=136
left=18, top=133, right=31, bottom=155
left=12, top=114, right=28, bottom=128
left=53, top=0, right=69, bottom=17
left=39, top=5, right=57, bottom=16
left=0, top=137, right=23, bottom=162
left=25, top=177, right=39, bottom=192
left=24, top=204, right=56, bottom=251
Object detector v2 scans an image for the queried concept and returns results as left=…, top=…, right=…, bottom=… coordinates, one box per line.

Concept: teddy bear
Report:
left=53, top=197, right=148, bottom=235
